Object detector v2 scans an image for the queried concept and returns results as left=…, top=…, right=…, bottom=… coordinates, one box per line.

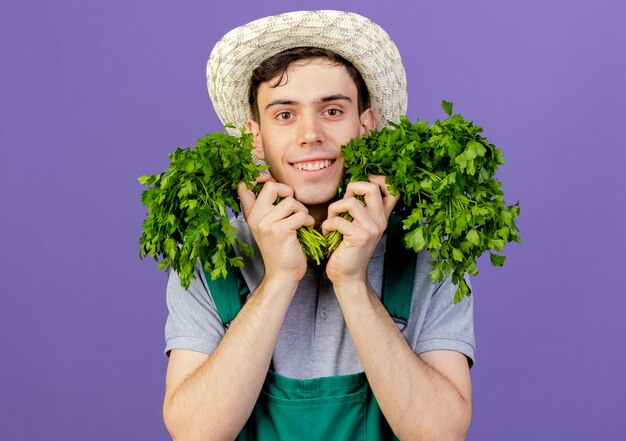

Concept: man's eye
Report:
left=325, top=108, right=342, bottom=117
left=277, top=112, right=292, bottom=120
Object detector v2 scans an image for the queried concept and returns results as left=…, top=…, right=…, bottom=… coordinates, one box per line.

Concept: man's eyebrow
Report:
left=319, top=94, right=352, bottom=104
left=264, top=99, right=297, bottom=110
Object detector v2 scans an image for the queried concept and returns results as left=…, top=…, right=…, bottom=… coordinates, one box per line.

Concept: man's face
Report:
left=247, top=58, right=375, bottom=215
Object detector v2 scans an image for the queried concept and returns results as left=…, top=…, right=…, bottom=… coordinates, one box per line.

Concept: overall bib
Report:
left=206, top=217, right=416, bottom=440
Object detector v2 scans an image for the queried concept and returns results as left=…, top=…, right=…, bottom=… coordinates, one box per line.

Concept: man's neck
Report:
left=306, top=203, right=331, bottom=229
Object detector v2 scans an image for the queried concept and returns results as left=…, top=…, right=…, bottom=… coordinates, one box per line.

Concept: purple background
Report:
left=1, top=0, right=624, bottom=439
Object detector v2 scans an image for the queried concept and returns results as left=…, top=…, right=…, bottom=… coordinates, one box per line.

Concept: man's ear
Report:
left=246, top=119, right=265, bottom=161
left=359, top=108, right=376, bottom=136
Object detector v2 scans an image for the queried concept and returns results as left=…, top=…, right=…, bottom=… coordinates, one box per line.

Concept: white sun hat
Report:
left=206, top=10, right=408, bottom=134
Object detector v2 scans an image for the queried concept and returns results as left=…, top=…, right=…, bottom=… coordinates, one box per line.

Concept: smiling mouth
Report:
left=291, top=159, right=333, bottom=171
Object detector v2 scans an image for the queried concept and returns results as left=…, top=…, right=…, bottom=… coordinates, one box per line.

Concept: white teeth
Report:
left=294, top=160, right=331, bottom=171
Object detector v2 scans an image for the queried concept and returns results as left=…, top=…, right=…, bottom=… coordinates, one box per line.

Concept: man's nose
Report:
left=297, top=113, right=323, bottom=146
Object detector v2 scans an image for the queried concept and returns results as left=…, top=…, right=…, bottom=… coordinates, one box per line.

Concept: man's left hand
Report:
left=322, top=175, right=399, bottom=287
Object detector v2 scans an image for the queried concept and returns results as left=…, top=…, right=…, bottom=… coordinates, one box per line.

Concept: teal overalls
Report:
left=206, top=217, right=416, bottom=440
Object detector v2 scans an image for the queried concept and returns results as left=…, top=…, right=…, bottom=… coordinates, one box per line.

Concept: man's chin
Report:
left=293, top=189, right=338, bottom=208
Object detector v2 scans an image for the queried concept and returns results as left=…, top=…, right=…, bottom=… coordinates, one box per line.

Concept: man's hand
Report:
left=237, top=174, right=315, bottom=284
left=321, top=175, right=399, bottom=287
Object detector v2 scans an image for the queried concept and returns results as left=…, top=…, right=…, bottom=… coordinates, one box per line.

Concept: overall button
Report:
left=320, top=309, right=328, bottom=319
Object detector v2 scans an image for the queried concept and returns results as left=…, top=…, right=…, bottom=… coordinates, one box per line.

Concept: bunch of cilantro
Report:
left=335, top=101, right=520, bottom=302
left=139, top=128, right=262, bottom=288
left=139, top=102, right=520, bottom=302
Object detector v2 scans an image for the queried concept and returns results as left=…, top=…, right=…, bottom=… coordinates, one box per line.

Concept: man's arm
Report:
left=163, top=179, right=314, bottom=441
left=333, top=282, right=471, bottom=441
left=163, top=277, right=297, bottom=441
left=322, top=176, right=472, bottom=440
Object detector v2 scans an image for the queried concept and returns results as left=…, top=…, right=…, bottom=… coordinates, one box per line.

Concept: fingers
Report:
left=237, top=179, right=313, bottom=230
left=237, top=181, right=257, bottom=216
left=255, top=181, right=294, bottom=208
left=323, top=175, right=400, bottom=238
left=342, top=181, right=384, bottom=219
left=367, top=175, right=400, bottom=218
left=264, top=195, right=312, bottom=228
left=343, top=175, right=399, bottom=217
left=237, top=173, right=274, bottom=216
left=322, top=213, right=368, bottom=239
left=237, top=177, right=289, bottom=218
left=280, top=209, right=315, bottom=231
left=326, top=197, right=369, bottom=226
left=330, top=176, right=398, bottom=220
left=323, top=189, right=378, bottom=239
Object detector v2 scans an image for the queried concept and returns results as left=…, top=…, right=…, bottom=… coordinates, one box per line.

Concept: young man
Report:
left=162, top=11, right=475, bottom=441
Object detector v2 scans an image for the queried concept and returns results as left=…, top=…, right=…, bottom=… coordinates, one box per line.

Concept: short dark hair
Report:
left=248, top=47, right=370, bottom=123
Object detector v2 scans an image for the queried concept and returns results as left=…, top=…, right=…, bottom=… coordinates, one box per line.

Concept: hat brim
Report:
left=207, top=10, right=407, bottom=134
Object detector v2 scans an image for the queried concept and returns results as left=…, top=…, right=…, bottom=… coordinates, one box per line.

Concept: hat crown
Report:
left=207, top=10, right=407, bottom=134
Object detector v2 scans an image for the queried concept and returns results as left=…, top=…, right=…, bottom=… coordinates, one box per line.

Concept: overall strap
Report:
left=204, top=263, right=250, bottom=326
left=206, top=215, right=416, bottom=326
left=380, top=215, right=417, bottom=324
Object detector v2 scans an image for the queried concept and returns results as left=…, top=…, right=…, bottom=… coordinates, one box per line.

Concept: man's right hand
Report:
left=237, top=174, right=315, bottom=284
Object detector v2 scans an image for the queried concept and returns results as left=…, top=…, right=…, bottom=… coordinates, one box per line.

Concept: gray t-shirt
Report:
left=165, top=215, right=475, bottom=379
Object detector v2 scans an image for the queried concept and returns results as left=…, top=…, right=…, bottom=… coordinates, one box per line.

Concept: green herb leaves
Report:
left=442, top=100, right=454, bottom=117
left=139, top=128, right=262, bottom=289
left=339, top=101, right=521, bottom=302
